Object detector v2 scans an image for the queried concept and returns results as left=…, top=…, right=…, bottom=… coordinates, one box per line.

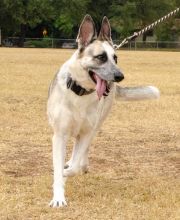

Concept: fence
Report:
left=2, top=37, right=77, bottom=48
left=113, top=40, right=180, bottom=50
left=2, top=37, right=180, bottom=50
left=127, top=41, right=180, bottom=50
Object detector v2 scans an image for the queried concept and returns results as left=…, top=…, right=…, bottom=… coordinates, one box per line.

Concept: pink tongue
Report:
left=94, top=73, right=106, bottom=99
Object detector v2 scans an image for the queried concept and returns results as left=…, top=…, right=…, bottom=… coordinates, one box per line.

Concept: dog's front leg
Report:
left=49, top=133, right=67, bottom=207
left=64, top=132, right=94, bottom=177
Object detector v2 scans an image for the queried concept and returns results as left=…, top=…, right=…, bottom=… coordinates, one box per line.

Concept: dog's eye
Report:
left=95, top=52, right=107, bottom=63
left=113, top=55, right=117, bottom=64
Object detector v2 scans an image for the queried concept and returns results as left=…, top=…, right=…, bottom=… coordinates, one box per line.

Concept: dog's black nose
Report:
left=114, top=71, right=124, bottom=82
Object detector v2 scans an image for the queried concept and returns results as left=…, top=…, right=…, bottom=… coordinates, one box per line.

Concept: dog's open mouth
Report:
left=89, top=70, right=110, bottom=99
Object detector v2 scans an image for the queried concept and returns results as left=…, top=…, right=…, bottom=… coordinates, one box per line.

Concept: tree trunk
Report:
left=143, top=32, right=147, bottom=42
left=18, top=24, right=27, bottom=47
left=0, top=28, right=2, bottom=46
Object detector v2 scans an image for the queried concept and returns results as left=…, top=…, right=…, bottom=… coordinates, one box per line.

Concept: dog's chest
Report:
left=69, top=92, right=114, bottom=137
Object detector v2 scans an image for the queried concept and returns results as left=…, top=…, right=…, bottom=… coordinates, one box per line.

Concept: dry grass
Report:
left=0, top=48, right=179, bottom=220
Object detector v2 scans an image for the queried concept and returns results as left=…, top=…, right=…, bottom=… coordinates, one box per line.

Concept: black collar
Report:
left=67, top=76, right=95, bottom=96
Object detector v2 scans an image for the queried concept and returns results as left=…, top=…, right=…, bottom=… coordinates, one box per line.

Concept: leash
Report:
left=113, top=7, right=180, bottom=49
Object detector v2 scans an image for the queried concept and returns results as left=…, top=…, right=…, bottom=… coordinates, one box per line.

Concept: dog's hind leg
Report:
left=64, top=138, right=80, bottom=169
left=49, top=133, right=67, bottom=207
left=64, top=132, right=94, bottom=177
left=80, top=147, right=89, bottom=173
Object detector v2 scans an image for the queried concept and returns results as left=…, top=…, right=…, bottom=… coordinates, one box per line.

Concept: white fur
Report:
left=47, top=50, right=159, bottom=207
left=47, top=50, right=115, bottom=206
left=116, top=85, right=160, bottom=101
left=47, top=17, right=160, bottom=207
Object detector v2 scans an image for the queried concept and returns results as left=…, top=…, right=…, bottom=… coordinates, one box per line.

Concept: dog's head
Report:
left=76, top=14, right=124, bottom=99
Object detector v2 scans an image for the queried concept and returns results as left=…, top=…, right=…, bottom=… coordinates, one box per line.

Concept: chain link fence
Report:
left=2, top=37, right=77, bottom=48
left=2, top=37, right=180, bottom=50
left=113, top=40, right=180, bottom=50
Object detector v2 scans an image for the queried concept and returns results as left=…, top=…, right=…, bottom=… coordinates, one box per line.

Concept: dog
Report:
left=47, top=15, right=159, bottom=207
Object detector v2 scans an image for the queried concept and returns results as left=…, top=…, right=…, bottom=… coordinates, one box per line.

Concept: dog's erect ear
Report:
left=98, top=16, right=112, bottom=42
left=76, top=14, right=97, bottom=48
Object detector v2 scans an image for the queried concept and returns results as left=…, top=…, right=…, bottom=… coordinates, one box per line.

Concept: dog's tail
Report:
left=115, top=85, right=160, bottom=101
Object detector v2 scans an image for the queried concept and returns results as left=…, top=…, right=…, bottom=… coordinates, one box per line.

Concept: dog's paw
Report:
left=49, top=199, right=67, bottom=208
left=64, top=164, right=69, bottom=169
left=63, top=165, right=88, bottom=177
left=63, top=167, right=76, bottom=177
left=81, top=164, right=89, bottom=174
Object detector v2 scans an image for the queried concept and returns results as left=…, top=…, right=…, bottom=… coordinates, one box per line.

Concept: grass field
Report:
left=0, top=48, right=179, bottom=220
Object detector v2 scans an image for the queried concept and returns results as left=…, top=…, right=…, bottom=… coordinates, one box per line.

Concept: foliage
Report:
left=109, top=0, right=179, bottom=40
left=0, top=0, right=179, bottom=41
left=0, top=0, right=54, bottom=41
left=109, top=1, right=137, bottom=38
left=24, top=38, right=52, bottom=48
left=53, top=0, right=90, bottom=38
left=5, top=0, right=54, bottom=27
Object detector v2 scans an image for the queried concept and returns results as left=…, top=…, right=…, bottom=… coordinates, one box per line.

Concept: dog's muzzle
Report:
left=113, top=71, right=124, bottom=82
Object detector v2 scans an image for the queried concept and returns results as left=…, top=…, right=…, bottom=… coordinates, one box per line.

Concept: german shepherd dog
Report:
left=47, top=15, right=159, bottom=207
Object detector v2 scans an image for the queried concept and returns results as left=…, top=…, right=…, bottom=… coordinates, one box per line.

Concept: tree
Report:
left=134, top=0, right=177, bottom=41
left=87, top=0, right=113, bottom=30
left=109, top=1, right=137, bottom=39
left=0, top=0, right=179, bottom=45
left=0, top=0, right=17, bottom=37
left=108, top=0, right=179, bottom=41
left=53, top=0, right=91, bottom=38
left=0, top=0, right=54, bottom=46
left=155, top=0, right=180, bottom=41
